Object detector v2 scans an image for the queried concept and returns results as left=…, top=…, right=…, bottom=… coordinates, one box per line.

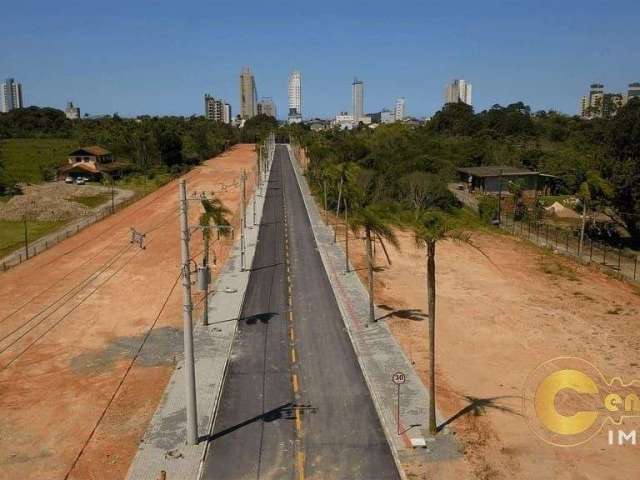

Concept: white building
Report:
left=352, top=78, right=364, bottom=122
left=381, top=110, right=395, bottom=124
left=445, top=79, right=472, bottom=106
left=394, top=97, right=405, bottom=121
left=1, top=78, right=23, bottom=113
left=204, top=94, right=231, bottom=123
left=288, top=70, right=302, bottom=123
left=334, top=112, right=354, bottom=129
left=65, top=101, right=81, bottom=120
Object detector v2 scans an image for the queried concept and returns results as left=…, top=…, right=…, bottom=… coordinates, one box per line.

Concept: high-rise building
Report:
left=257, top=97, right=277, bottom=118
left=579, top=83, right=626, bottom=119
left=628, top=82, right=640, bottom=101
left=394, top=97, right=405, bottom=121
left=1, top=78, right=23, bottom=113
left=65, top=101, right=81, bottom=120
left=240, top=67, right=258, bottom=119
left=204, top=94, right=231, bottom=123
left=288, top=70, right=302, bottom=123
left=445, top=79, right=472, bottom=106
left=352, top=78, right=364, bottom=122
left=223, top=103, right=232, bottom=124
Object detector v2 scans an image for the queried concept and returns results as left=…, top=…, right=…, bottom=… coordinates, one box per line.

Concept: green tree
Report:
left=411, top=210, right=471, bottom=435
left=348, top=204, right=399, bottom=323
left=199, top=195, right=232, bottom=325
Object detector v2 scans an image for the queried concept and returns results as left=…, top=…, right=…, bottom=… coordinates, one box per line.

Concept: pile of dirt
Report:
left=545, top=201, right=580, bottom=219
left=0, top=182, right=111, bottom=222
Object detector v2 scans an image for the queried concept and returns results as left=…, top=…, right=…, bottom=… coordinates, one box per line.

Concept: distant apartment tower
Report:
left=1, top=78, right=23, bottom=113
left=580, top=83, right=625, bottom=119
left=628, top=82, right=640, bottom=101
left=394, top=97, right=405, bottom=121
left=204, top=94, right=231, bottom=123
left=352, top=78, right=364, bottom=122
left=240, top=67, right=258, bottom=119
left=65, top=101, right=81, bottom=120
left=288, top=70, right=302, bottom=123
left=257, top=97, right=277, bottom=118
left=445, top=79, right=472, bottom=106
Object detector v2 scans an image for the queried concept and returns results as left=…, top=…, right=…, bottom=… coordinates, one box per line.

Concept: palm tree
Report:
left=348, top=204, right=399, bottom=323
left=199, top=195, right=232, bottom=326
left=412, top=210, right=471, bottom=435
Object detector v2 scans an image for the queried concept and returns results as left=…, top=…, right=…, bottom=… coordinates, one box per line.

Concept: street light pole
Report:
left=179, top=179, right=198, bottom=445
left=240, top=172, right=246, bottom=271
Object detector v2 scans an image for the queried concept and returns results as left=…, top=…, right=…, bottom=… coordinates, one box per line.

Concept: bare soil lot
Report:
left=342, top=223, right=640, bottom=479
left=0, top=144, right=257, bottom=480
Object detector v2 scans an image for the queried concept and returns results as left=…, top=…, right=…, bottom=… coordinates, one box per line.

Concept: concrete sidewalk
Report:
left=287, top=147, right=462, bottom=476
left=125, top=169, right=271, bottom=480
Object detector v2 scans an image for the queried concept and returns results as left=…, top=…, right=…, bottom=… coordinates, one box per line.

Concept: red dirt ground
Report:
left=338, top=222, right=640, bottom=479
left=0, top=144, right=257, bottom=480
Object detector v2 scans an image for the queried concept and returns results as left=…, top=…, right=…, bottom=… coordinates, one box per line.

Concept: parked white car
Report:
left=74, top=177, right=86, bottom=185
left=65, top=176, right=74, bottom=184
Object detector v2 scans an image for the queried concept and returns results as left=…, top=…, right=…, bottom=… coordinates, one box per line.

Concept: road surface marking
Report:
left=291, top=347, right=296, bottom=363
left=292, top=373, right=299, bottom=393
left=296, top=450, right=305, bottom=480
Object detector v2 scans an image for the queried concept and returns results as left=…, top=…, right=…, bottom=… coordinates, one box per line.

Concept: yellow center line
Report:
left=292, top=373, right=299, bottom=393
left=296, top=450, right=305, bottom=480
left=291, top=347, right=296, bottom=363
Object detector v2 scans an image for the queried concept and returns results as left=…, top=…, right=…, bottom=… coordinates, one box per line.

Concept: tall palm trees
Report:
left=412, top=210, right=470, bottom=434
left=348, top=205, right=399, bottom=323
left=199, top=195, right=232, bottom=326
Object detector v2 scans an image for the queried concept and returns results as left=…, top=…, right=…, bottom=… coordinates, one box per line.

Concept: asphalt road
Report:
left=202, top=145, right=399, bottom=480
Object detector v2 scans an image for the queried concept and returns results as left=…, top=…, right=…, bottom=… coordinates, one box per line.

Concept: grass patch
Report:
left=0, top=220, right=65, bottom=258
left=539, top=254, right=580, bottom=282
left=0, top=138, right=77, bottom=184
left=70, top=194, right=110, bottom=209
left=114, top=172, right=173, bottom=197
left=443, top=207, right=508, bottom=236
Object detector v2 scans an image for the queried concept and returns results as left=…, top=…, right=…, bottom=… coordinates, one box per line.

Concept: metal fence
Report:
left=1, top=191, right=138, bottom=272
left=500, top=213, right=639, bottom=283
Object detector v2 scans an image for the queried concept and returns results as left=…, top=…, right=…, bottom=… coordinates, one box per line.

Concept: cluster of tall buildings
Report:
left=579, top=82, right=640, bottom=119
left=1, top=78, right=23, bottom=113
left=445, top=79, right=472, bottom=106
left=332, top=78, right=406, bottom=128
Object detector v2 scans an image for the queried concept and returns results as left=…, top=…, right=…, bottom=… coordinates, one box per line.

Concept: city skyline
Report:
left=1, top=1, right=639, bottom=118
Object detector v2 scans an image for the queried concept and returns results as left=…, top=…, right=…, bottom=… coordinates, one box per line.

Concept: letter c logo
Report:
left=534, top=369, right=599, bottom=435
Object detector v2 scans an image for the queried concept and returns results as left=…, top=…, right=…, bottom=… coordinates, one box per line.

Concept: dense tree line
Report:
left=297, top=98, right=640, bottom=245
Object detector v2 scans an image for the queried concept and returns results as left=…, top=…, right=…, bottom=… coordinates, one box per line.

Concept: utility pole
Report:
left=111, top=181, right=115, bottom=214
left=202, top=227, right=210, bottom=327
left=345, top=200, right=349, bottom=273
left=242, top=170, right=247, bottom=229
left=578, top=198, right=588, bottom=258
left=23, top=216, right=29, bottom=260
left=253, top=195, right=257, bottom=226
left=179, top=179, right=198, bottom=445
left=240, top=172, right=246, bottom=271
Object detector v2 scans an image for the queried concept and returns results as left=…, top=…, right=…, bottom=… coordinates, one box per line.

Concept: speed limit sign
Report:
left=392, top=372, right=406, bottom=385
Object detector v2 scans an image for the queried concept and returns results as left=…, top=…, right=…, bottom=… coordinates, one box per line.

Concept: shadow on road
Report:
left=240, top=312, right=279, bottom=325
left=250, top=262, right=283, bottom=272
left=202, top=402, right=296, bottom=443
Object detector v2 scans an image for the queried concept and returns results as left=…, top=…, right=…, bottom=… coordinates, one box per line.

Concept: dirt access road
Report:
left=0, top=144, right=257, bottom=480
left=341, top=225, right=639, bottom=479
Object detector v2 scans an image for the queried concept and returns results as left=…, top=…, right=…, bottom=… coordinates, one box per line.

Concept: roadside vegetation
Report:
left=0, top=219, right=64, bottom=258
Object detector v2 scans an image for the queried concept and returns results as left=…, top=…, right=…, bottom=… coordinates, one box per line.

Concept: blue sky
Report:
left=2, top=0, right=638, bottom=119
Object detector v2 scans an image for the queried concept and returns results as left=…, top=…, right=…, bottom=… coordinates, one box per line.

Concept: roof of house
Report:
left=69, top=145, right=111, bottom=157
left=457, top=166, right=538, bottom=177
left=60, top=160, right=128, bottom=174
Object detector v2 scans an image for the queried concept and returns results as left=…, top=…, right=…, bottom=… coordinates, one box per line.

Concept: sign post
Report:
left=392, top=372, right=406, bottom=435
